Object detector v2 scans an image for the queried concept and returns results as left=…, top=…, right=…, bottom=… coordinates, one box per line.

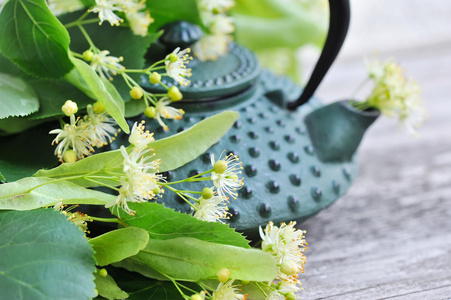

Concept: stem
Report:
left=64, top=10, right=90, bottom=29
left=165, top=177, right=211, bottom=185
left=90, top=216, right=121, bottom=224
left=252, top=282, right=269, bottom=297
left=78, top=24, right=96, bottom=49
left=83, top=177, right=120, bottom=192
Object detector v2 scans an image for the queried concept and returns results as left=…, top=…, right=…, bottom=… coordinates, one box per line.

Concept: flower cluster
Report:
left=193, top=0, right=235, bottom=61
left=260, top=221, right=308, bottom=295
left=90, top=0, right=154, bottom=36
left=105, top=122, right=164, bottom=216
left=354, top=57, right=427, bottom=135
left=50, top=101, right=118, bottom=162
left=165, top=47, right=193, bottom=86
left=89, top=50, right=125, bottom=81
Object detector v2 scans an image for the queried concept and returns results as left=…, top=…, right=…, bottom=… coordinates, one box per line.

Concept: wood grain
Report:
left=295, top=20, right=451, bottom=300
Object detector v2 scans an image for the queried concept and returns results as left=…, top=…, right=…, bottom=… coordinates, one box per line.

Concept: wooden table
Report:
left=296, top=39, right=451, bottom=299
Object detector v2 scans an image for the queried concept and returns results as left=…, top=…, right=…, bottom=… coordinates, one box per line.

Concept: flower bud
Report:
left=286, top=291, right=296, bottom=300
left=168, top=53, right=179, bottom=62
left=98, top=268, right=108, bottom=278
left=201, top=187, right=213, bottom=199
left=149, top=72, right=161, bottom=84
left=61, top=100, right=78, bottom=116
left=144, top=106, right=156, bottom=118
left=63, top=149, right=77, bottom=163
left=213, top=160, right=227, bottom=174
left=190, top=294, right=203, bottom=300
left=130, top=86, right=143, bottom=99
left=83, top=50, right=94, bottom=61
left=280, top=260, right=298, bottom=276
left=167, top=86, right=183, bottom=101
left=152, top=187, right=160, bottom=195
left=93, top=101, right=106, bottom=113
left=216, top=268, right=230, bottom=283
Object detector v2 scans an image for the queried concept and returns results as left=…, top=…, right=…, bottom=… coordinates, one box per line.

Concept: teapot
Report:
left=136, top=0, right=377, bottom=234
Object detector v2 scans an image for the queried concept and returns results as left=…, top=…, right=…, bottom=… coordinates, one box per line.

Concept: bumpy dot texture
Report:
left=136, top=69, right=358, bottom=235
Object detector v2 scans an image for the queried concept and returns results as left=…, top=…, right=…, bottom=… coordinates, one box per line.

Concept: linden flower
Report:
left=210, top=152, right=243, bottom=199
left=193, top=195, right=229, bottom=223
left=91, top=50, right=125, bottom=80
left=128, top=121, right=155, bottom=151
left=90, top=0, right=124, bottom=26
left=165, top=47, right=192, bottom=86
left=53, top=201, right=92, bottom=233
left=83, top=104, right=118, bottom=147
left=47, top=0, right=84, bottom=15
left=198, top=0, right=235, bottom=13
left=212, top=280, right=245, bottom=300
left=154, top=98, right=185, bottom=131
left=127, top=11, right=154, bottom=36
left=356, top=57, right=427, bottom=134
left=193, top=34, right=231, bottom=61
left=106, top=144, right=163, bottom=216
left=49, top=115, right=93, bottom=161
left=210, top=14, right=235, bottom=35
left=260, top=221, right=307, bottom=285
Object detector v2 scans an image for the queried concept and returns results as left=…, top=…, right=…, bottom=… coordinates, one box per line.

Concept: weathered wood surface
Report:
left=295, top=10, right=451, bottom=299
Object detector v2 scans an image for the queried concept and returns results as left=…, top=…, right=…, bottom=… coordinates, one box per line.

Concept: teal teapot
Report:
left=136, top=0, right=378, bottom=234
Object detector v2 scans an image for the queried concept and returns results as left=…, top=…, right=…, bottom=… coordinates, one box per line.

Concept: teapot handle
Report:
left=287, top=0, right=350, bottom=110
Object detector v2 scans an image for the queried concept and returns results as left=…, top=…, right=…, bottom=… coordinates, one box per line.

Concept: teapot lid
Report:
left=141, top=42, right=260, bottom=101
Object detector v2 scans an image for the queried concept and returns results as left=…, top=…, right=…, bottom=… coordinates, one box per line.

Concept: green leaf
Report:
left=89, top=227, right=150, bottom=266
left=34, top=111, right=239, bottom=186
left=117, top=202, right=250, bottom=248
left=0, top=177, right=114, bottom=210
left=0, top=72, right=39, bottom=119
left=61, top=14, right=159, bottom=101
left=125, top=237, right=277, bottom=282
left=34, top=148, right=125, bottom=187
left=69, top=57, right=129, bottom=133
left=0, top=0, right=73, bottom=78
left=107, top=266, right=193, bottom=300
left=95, top=272, right=129, bottom=300
left=27, top=78, right=93, bottom=120
left=147, top=0, right=202, bottom=31
left=102, top=78, right=125, bottom=116
left=0, top=115, right=46, bottom=135
left=153, top=110, right=239, bottom=172
left=0, top=124, right=58, bottom=180
left=112, top=258, right=167, bottom=281
left=0, top=209, right=96, bottom=299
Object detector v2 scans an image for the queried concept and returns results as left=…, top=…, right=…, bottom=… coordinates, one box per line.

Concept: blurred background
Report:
left=235, top=0, right=451, bottom=298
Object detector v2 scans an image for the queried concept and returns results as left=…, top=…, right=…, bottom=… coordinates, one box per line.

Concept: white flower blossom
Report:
left=212, top=280, right=245, bottom=300
left=260, top=221, right=307, bottom=286
left=198, top=0, right=235, bottom=13
left=128, top=121, right=155, bottom=151
left=127, top=11, right=154, bottom=36
left=210, top=14, right=235, bottom=35
left=210, top=152, right=243, bottom=199
left=90, top=0, right=124, bottom=26
left=154, top=98, right=185, bottom=131
left=165, top=47, right=192, bottom=86
left=193, top=195, right=228, bottom=222
left=193, top=34, right=231, bottom=61
left=91, top=50, right=125, bottom=80
left=83, top=104, right=118, bottom=147
left=49, top=115, right=93, bottom=161
left=47, top=0, right=84, bottom=16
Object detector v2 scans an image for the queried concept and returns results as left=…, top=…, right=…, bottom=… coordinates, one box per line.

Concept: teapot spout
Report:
left=304, top=100, right=380, bottom=162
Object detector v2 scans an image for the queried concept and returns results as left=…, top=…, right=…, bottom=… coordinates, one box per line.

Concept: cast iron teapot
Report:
left=137, top=0, right=375, bottom=234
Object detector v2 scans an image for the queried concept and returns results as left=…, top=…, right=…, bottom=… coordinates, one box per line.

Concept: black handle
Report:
left=287, top=0, right=350, bottom=110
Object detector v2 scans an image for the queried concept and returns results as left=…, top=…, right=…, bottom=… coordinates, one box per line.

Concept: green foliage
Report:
left=0, top=209, right=96, bottom=299
left=0, top=73, right=39, bottom=119
left=34, top=111, right=239, bottom=187
left=0, top=177, right=114, bottom=210
left=94, top=272, right=129, bottom=300
left=89, top=227, right=150, bottom=266
left=147, top=0, right=203, bottom=31
left=126, top=237, right=277, bottom=282
left=108, top=266, right=195, bottom=300
left=0, top=124, right=58, bottom=180
left=117, top=202, right=250, bottom=248
left=27, top=78, right=93, bottom=120
left=153, top=110, right=239, bottom=172
left=0, top=0, right=73, bottom=78
left=125, top=98, right=147, bottom=118
left=69, top=57, right=129, bottom=133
